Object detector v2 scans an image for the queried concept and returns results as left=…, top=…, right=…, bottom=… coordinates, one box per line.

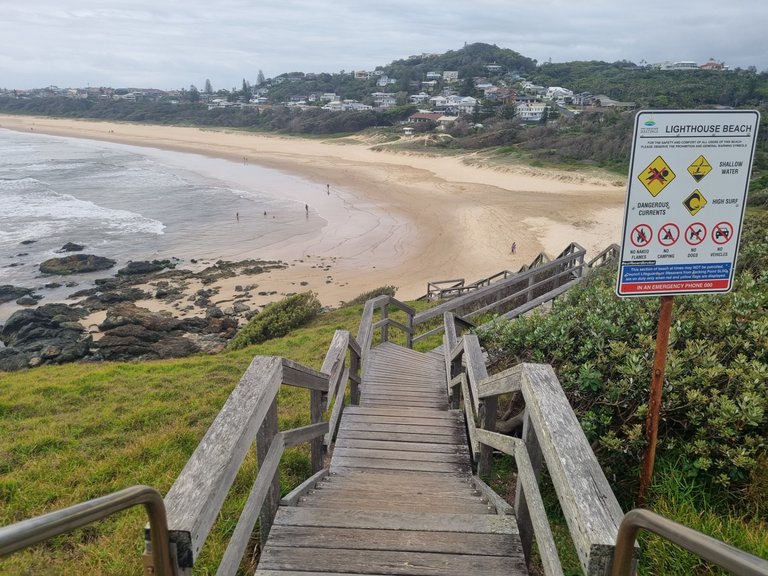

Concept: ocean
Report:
left=0, top=128, right=328, bottom=322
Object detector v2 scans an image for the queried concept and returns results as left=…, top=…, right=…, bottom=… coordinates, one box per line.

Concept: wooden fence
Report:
left=151, top=336, right=360, bottom=575
left=442, top=312, right=634, bottom=575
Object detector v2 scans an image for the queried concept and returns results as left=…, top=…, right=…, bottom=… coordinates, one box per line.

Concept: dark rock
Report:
left=99, top=303, right=180, bottom=332
left=0, top=304, right=90, bottom=370
left=0, top=285, right=34, bottom=304
left=204, top=316, right=239, bottom=338
left=39, top=254, right=116, bottom=275
left=20, top=240, right=37, bottom=245
left=206, top=307, right=224, bottom=319
left=57, top=242, right=85, bottom=253
left=80, top=287, right=150, bottom=309
left=233, top=301, right=251, bottom=313
left=152, top=337, right=200, bottom=358
left=44, top=282, right=63, bottom=289
left=0, top=348, right=32, bottom=372
left=16, top=295, right=42, bottom=306
left=117, top=260, right=175, bottom=276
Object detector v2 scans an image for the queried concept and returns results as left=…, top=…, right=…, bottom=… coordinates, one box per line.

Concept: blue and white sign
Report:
left=617, top=110, right=760, bottom=297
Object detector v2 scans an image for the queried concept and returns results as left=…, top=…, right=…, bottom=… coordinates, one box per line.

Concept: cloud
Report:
left=1, top=0, right=765, bottom=89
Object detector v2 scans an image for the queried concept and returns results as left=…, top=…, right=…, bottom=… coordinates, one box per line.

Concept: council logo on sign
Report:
left=683, top=189, right=708, bottom=216
left=639, top=156, right=676, bottom=197
left=687, top=155, right=712, bottom=182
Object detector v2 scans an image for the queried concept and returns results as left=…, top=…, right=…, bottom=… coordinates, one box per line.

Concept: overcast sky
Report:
left=2, top=1, right=766, bottom=90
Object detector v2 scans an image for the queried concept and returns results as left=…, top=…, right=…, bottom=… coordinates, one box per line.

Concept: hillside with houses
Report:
left=2, top=43, right=766, bottom=174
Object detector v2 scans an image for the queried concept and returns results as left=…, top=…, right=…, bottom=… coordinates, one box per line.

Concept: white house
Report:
left=409, top=92, right=431, bottom=104
left=516, top=101, right=548, bottom=122
left=443, top=71, right=459, bottom=82
left=545, top=87, right=573, bottom=102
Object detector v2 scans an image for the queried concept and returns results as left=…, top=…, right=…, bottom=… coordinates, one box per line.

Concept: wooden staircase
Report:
left=256, top=342, right=527, bottom=575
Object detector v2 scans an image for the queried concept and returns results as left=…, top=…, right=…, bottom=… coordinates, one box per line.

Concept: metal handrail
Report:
left=0, top=485, right=175, bottom=576
left=612, top=508, right=768, bottom=576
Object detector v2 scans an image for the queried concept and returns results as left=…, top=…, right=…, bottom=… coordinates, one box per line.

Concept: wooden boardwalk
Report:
left=256, top=342, right=527, bottom=575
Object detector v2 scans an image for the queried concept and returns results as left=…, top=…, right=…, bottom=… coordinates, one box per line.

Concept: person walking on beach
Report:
left=511, top=241, right=517, bottom=255
left=326, top=184, right=330, bottom=195
left=305, top=203, right=309, bottom=214
left=236, top=212, right=239, bottom=222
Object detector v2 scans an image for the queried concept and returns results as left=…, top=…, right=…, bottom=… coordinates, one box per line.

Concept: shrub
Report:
left=345, top=285, right=397, bottom=306
left=478, top=213, right=768, bottom=503
left=228, top=292, right=321, bottom=349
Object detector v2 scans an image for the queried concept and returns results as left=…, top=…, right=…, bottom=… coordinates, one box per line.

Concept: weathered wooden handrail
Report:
left=413, top=243, right=586, bottom=344
left=446, top=313, right=629, bottom=575
left=588, top=243, right=620, bottom=269
left=155, top=355, right=337, bottom=574
left=477, top=362, right=630, bottom=575
left=321, top=330, right=361, bottom=446
left=356, top=296, right=415, bottom=363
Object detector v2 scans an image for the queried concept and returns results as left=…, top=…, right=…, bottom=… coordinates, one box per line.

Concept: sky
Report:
left=2, top=1, right=766, bottom=90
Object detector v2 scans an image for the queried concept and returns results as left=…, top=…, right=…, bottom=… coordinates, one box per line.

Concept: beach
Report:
left=0, top=114, right=627, bottom=316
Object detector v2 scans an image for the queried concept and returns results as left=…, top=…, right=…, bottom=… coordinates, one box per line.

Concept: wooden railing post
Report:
left=310, top=390, right=324, bottom=473
left=349, top=348, right=361, bottom=406
left=256, top=400, right=279, bottom=548
left=478, top=396, right=497, bottom=478
left=406, top=310, right=414, bottom=349
left=380, top=302, right=389, bottom=343
left=514, top=409, right=544, bottom=563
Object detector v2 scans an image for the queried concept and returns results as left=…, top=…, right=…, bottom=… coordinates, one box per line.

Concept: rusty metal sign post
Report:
left=617, top=110, right=759, bottom=507
left=637, top=295, right=674, bottom=507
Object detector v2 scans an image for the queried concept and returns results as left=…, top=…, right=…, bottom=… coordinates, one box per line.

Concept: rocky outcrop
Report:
left=117, top=259, right=176, bottom=277
left=39, top=254, right=116, bottom=275
left=0, top=285, right=34, bottom=304
left=91, top=302, right=237, bottom=361
left=0, top=304, right=91, bottom=370
left=57, top=242, right=85, bottom=253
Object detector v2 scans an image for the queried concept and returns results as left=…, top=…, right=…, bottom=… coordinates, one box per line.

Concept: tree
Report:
left=257, top=69, right=266, bottom=85
left=204, top=79, right=213, bottom=94
left=241, top=78, right=252, bottom=102
left=188, top=85, right=200, bottom=103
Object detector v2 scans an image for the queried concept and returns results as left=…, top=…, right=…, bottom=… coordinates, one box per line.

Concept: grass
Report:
left=0, top=304, right=365, bottom=575
left=2, top=292, right=766, bottom=574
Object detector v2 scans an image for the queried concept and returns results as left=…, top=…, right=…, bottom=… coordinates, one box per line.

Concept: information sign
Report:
left=617, top=110, right=760, bottom=296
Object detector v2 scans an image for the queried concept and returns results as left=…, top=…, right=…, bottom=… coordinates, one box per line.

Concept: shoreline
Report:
left=0, top=114, right=627, bottom=315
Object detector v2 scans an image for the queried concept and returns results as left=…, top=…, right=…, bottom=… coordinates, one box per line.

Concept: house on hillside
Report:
left=700, top=59, right=728, bottom=71
left=408, top=112, right=443, bottom=124
left=371, top=92, right=397, bottom=108
left=443, top=71, right=459, bottom=83
left=409, top=92, right=431, bottom=104
left=516, top=101, right=548, bottom=122
left=426, top=71, right=442, bottom=80
left=592, top=95, right=636, bottom=109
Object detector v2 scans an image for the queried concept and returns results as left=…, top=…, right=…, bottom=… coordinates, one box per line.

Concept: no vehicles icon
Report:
left=712, top=221, right=734, bottom=244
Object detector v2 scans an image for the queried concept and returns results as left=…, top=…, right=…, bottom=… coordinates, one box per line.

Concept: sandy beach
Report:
left=0, top=114, right=627, bottom=315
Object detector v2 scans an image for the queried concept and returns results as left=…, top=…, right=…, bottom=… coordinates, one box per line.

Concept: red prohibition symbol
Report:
left=658, top=223, right=680, bottom=246
left=630, top=224, right=652, bottom=247
left=712, top=221, right=734, bottom=244
left=685, top=222, right=706, bottom=246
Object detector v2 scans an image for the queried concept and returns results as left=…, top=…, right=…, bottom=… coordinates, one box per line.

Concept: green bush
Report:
left=228, top=292, right=321, bottom=350
left=345, top=285, right=397, bottom=306
left=478, top=213, right=768, bottom=503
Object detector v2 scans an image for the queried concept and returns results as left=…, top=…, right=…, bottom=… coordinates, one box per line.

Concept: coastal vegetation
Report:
left=1, top=208, right=766, bottom=574
left=2, top=43, right=768, bottom=178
